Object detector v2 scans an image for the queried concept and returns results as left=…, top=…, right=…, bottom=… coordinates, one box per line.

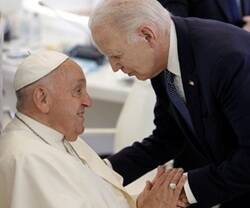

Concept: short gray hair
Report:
left=16, top=87, right=29, bottom=110
left=89, top=0, right=171, bottom=41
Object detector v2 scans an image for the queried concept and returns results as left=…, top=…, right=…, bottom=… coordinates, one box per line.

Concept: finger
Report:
left=161, top=169, right=179, bottom=192
left=168, top=168, right=184, bottom=189
left=169, top=175, right=187, bottom=206
left=157, top=168, right=179, bottom=195
left=151, top=168, right=173, bottom=191
left=177, top=199, right=189, bottom=208
left=163, top=168, right=179, bottom=186
left=157, top=170, right=183, bottom=207
left=175, top=175, right=187, bottom=197
left=177, top=200, right=189, bottom=208
left=157, top=165, right=166, bottom=174
left=151, top=165, right=165, bottom=185
left=143, top=180, right=153, bottom=193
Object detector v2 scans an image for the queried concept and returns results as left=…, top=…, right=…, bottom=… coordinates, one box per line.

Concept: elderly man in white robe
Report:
left=0, top=50, right=186, bottom=208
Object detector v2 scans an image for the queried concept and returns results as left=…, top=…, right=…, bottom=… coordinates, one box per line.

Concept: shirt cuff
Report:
left=184, top=173, right=197, bottom=204
left=103, top=158, right=113, bottom=169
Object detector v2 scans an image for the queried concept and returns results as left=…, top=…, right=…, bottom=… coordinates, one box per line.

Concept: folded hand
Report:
left=137, top=167, right=186, bottom=208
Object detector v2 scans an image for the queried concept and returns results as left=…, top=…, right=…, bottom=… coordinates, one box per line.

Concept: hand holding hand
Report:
left=137, top=167, right=186, bottom=208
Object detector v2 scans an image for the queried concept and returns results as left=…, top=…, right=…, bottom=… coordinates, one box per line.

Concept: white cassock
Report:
left=0, top=112, right=136, bottom=208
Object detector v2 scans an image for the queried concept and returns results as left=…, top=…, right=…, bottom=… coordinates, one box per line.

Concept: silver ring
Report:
left=169, top=183, right=177, bottom=190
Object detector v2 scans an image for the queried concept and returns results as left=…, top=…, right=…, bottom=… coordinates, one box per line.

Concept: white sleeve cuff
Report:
left=184, top=173, right=197, bottom=204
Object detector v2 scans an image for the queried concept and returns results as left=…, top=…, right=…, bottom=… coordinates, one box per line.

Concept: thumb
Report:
left=144, top=180, right=153, bottom=192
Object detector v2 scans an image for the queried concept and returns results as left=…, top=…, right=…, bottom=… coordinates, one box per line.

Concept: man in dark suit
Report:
left=89, top=0, right=250, bottom=207
left=159, top=0, right=250, bottom=184
left=159, top=0, right=250, bottom=31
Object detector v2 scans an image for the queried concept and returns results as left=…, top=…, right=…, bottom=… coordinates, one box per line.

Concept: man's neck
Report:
left=158, top=30, right=170, bottom=70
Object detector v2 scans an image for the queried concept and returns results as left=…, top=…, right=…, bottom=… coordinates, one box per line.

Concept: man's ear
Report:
left=137, top=24, right=158, bottom=47
left=32, top=87, right=51, bottom=113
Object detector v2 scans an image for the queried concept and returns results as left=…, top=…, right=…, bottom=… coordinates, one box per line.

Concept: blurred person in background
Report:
left=158, top=0, right=250, bottom=31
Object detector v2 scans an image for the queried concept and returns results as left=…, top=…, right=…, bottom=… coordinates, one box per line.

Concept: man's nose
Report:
left=82, top=93, right=92, bottom=108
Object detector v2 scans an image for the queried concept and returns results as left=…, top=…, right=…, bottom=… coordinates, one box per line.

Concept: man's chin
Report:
left=65, top=135, right=78, bottom=142
left=66, top=133, right=81, bottom=142
left=65, top=128, right=84, bottom=141
left=135, top=74, right=150, bottom=81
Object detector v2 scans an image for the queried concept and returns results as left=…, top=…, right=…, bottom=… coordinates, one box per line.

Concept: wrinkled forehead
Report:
left=92, top=24, right=115, bottom=42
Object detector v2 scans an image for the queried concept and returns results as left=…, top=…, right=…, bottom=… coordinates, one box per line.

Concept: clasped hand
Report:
left=137, top=167, right=189, bottom=208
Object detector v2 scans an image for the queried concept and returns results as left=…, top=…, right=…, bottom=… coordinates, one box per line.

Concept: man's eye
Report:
left=77, top=88, right=84, bottom=95
left=72, top=88, right=83, bottom=97
left=112, top=55, right=120, bottom=59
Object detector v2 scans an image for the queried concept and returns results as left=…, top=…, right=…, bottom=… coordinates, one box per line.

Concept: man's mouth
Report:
left=121, top=67, right=131, bottom=75
left=77, top=111, right=84, bottom=118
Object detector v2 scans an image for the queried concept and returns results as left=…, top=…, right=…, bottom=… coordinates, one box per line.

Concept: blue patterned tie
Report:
left=165, top=71, right=195, bottom=133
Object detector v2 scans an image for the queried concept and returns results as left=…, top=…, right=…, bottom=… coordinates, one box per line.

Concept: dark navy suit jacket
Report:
left=109, top=17, right=250, bottom=207
left=159, top=0, right=250, bottom=27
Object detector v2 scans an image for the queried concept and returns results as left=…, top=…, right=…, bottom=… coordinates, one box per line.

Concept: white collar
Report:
left=167, top=20, right=181, bottom=77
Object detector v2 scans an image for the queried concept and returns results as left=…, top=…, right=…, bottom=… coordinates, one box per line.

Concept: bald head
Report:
left=89, top=0, right=171, bottom=39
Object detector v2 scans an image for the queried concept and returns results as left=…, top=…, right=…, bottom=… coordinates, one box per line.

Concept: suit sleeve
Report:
left=108, top=76, right=186, bottom=185
left=188, top=52, right=250, bottom=206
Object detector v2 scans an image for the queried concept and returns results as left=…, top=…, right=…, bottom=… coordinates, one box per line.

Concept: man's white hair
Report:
left=89, top=0, right=171, bottom=41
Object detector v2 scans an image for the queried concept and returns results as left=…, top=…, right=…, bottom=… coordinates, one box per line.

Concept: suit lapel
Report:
left=216, top=0, right=234, bottom=22
left=171, top=17, right=210, bottom=159
left=71, top=139, right=136, bottom=208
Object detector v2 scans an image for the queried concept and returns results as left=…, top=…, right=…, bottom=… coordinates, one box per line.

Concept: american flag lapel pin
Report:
left=188, top=80, right=195, bottom=86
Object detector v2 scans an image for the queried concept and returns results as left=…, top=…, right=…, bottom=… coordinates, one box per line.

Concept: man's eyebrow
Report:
left=72, top=79, right=85, bottom=88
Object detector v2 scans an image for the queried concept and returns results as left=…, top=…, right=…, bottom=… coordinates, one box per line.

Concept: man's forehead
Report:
left=93, top=27, right=125, bottom=52
left=60, top=59, right=82, bottom=72
left=95, top=42, right=122, bottom=57
left=56, top=60, right=84, bottom=78
left=93, top=23, right=121, bottom=39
